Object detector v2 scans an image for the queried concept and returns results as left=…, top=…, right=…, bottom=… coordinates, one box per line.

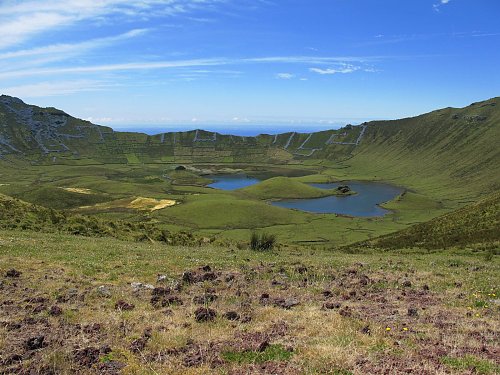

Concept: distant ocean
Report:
left=112, top=124, right=351, bottom=136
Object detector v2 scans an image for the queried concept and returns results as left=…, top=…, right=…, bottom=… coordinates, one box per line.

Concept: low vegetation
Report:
left=0, top=230, right=498, bottom=374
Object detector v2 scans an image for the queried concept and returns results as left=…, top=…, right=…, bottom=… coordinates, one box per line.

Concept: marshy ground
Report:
left=1, top=231, right=498, bottom=374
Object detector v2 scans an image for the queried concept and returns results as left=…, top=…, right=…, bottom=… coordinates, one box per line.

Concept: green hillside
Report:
left=358, top=191, right=500, bottom=250
left=1, top=226, right=498, bottom=375
left=332, top=98, right=500, bottom=199
left=0, top=193, right=202, bottom=245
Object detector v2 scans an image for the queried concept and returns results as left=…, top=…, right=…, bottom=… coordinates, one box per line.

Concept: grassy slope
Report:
left=324, top=98, right=500, bottom=202
left=0, top=185, right=111, bottom=210
left=0, top=229, right=498, bottom=374
left=237, top=176, right=339, bottom=200
left=360, top=191, right=500, bottom=250
left=155, top=193, right=309, bottom=229
left=2, top=95, right=498, bottom=185
left=0, top=193, right=203, bottom=245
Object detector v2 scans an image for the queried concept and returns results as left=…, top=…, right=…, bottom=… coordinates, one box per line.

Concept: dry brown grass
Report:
left=79, top=196, right=176, bottom=212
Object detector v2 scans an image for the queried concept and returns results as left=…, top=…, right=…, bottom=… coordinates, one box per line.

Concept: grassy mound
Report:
left=166, top=169, right=211, bottom=186
left=156, top=193, right=308, bottom=229
left=361, top=191, right=500, bottom=250
left=238, top=176, right=342, bottom=200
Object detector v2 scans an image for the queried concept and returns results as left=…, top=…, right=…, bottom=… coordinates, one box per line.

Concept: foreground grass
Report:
left=0, top=230, right=498, bottom=374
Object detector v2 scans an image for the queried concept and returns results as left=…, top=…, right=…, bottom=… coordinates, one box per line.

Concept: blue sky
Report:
left=0, top=0, right=499, bottom=132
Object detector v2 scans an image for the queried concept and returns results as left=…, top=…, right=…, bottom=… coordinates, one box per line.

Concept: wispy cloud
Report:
left=309, top=64, right=360, bottom=75
left=0, top=0, right=225, bottom=50
left=245, top=56, right=375, bottom=64
left=433, top=0, right=452, bottom=12
left=0, top=80, right=113, bottom=97
left=0, top=58, right=226, bottom=79
left=0, top=56, right=381, bottom=80
left=0, top=29, right=147, bottom=61
left=276, top=73, right=294, bottom=80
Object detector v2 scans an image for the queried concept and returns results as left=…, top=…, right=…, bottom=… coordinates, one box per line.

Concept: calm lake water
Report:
left=271, top=181, right=404, bottom=216
left=207, top=174, right=261, bottom=190
left=207, top=175, right=404, bottom=217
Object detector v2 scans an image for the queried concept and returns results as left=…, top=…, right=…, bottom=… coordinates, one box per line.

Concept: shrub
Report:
left=250, top=231, right=260, bottom=250
left=249, top=231, right=276, bottom=251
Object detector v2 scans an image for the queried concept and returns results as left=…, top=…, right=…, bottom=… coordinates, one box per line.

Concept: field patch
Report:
left=80, top=196, right=177, bottom=212
left=128, top=197, right=176, bottom=211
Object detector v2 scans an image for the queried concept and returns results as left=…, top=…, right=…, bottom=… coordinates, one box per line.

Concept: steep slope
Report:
left=0, top=95, right=112, bottom=159
left=357, top=191, right=500, bottom=250
left=333, top=98, right=500, bottom=197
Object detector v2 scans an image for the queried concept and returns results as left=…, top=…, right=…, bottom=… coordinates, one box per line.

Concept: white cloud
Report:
left=0, top=80, right=112, bottom=97
left=86, top=116, right=117, bottom=123
left=245, top=56, right=373, bottom=64
left=433, top=0, right=452, bottom=11
left=0, top=12, right=69, bottom=50
left=231, top=117, right=250, bottom=122
left=276, top=73, right=294, bottom=80
left=0, top=29, right=147, bottom=60
left=0, top=0, right=224, bottom=50
left=309, top=64, right=360, bottom=75
left=0, top=58, right=226, bottom=79
left=0, top=56, right=380, bottom=80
